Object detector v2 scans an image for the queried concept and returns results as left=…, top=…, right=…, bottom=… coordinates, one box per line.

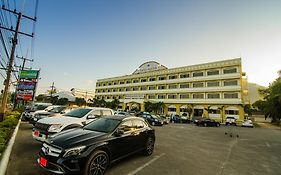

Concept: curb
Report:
left=0, top=116, right=22, bottom=175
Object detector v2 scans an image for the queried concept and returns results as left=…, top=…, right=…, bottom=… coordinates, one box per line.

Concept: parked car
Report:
left=32, top=107, right=114, bottom=142
left=242, top=119, right=254, bottom=128
left=114, top=111, right=130, bottom=116
left=38, top=115, right=155, bottom=175
left=137, top=113, right=164, bottom=126
left=225, top=116, right=237, bottom=126
left=22, top=103, right=52, bottom=121
left=29, top=106, right=72, bottom=126
left=170, top=114, right=182, bottom=123
left=197, top=118, right=220, bottom=127
left=160, top=115, right=170, bottom=124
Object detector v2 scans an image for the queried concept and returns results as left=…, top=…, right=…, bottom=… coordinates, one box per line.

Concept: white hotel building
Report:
left=95, top=58, right=248, bottom=122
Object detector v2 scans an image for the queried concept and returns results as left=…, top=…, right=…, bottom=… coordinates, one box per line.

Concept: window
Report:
left=107, top=89, right=111, bottom=92
left=225, top=110, right=239, bottom=115
left=180, top=83, right=189, bottom=88
left=119, top=81, right=124, bottom=85
left=102, top=110, right=112, bottom=116
left=113, top=82, right=117, bottom=85
left=207, top=93, right=220, bottom=99
left=224, top=93, right=239, bottom=98
left=148, top=86, right=156, bottom=90
left=193, top=93, right=204, bottom=99
left=168, top=94, right=177, bottom=99
left=140, top=86, right=147, bottom=90
left=193, top=82, right=204, bottom=88
left=158, top=76, right=166, bottom=81
left=180, top=94, right=189, bottom=99
left=141, top=79, right=147, bottom=82
left=91, top=110, right=102, bottom=117
left=119, top=88, right=124, bottom=92
left=103, top=83, right=106, bottom=86
left=223, top=68, right=237, bottom=74
left=133, top=120, right=147, bottom=129
left=132, top=87, right=139, bottom=91
left=125, top=88, right=131, bottom=91
left=133, top=79, right=139, bottom=83
left=148, top=95, right=156, bottom=99
left=168, top=107, right=176, bottom=112
left=149, top=77, right=156, bottom=81
left=108, top=83, right=112, bottom=86
left=158, top=85, right=166, bottom=90
left=119, top=121, right=134, bottom=132
left=224, top=80, right=238, bottom=86
left=180, top=73, right=189, bottom=78
left=209, top=109, right=220, bottom=114
left=158, top=94, right=166, bottom=99
left=193, top=71, right=204, bottom=77
left=126, top=80, right=131, bottom=84
left=207, top=70, right=219, bottom=76
left=207, top=81, right=220, bottom=87
left=168, top=84, right=177, bottom=89
left=169, top=75, right=178, bottom=79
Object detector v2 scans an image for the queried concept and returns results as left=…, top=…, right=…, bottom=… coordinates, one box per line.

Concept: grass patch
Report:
left=253, top=123, right=261, bottom=128
left=0, top=112, right=21, bottom=158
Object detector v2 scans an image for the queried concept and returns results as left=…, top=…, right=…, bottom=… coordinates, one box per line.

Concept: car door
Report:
left=132, top=119, right=148, bottom=150
left=110, top=120, right=137, bottom=160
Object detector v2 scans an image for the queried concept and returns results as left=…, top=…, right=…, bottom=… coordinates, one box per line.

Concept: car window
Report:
left=84, top=118, right=121, bottom=133
left=119, top=120, right=134, bottom=132
left=64, top=108, right=92, bottom=118
left=102, top=110, right=112, bottom=116
left=133, top=119, right=147, bottom=129
left=91, top=110, right=101, bottom=117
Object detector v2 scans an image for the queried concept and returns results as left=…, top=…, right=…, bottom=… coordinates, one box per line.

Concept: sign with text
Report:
left=19, top=70, right=39, bottom=79
left=16, top=90, right=34, bottom=101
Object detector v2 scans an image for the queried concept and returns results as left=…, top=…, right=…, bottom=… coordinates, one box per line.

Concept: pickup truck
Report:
left=32, top=107, right=114, bottom=142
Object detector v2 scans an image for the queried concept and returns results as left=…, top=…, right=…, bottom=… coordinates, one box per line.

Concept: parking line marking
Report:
left=127, top=153, right=165, bottom=175
left=266, top=142, right=271, bottom=148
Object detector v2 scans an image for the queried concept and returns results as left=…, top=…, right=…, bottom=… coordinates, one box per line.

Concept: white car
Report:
left=242, top=119, right=254, bottom=128
left=32, top=107, right=114, bottom=142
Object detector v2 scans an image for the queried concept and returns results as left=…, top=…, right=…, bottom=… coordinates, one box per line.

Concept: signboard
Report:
left=125, top=94, right=145, bottom=99
left=19, top=70, right=39, bottom=79
left=16, top=69, right=40, bottom=101
left=16, top=90, right=34, bottom=101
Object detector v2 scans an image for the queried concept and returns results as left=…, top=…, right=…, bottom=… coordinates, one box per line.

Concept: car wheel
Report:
left=84, top=150, right=109, bottom=175
left=143, top=137, right=155, bottom=156
left=216, top=123, right=220, bottom=127
left=152, top=122, right=155, bottom=126
left=204, top=123, right=207, bottom=127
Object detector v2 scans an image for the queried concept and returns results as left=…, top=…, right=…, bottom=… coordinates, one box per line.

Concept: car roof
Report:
left=104, top=115, right=145, bottom=122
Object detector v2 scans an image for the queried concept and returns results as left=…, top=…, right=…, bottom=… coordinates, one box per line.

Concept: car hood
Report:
left=37, top=116, right=82, bottom=125
left=46, top=128, right=107, bottom=148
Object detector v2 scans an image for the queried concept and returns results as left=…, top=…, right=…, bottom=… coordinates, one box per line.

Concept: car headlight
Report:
left=63, top=146, right=86, bottom=158
left=155, top=119, right=158, bottom=122
left=48, top=124, right=63, bottom=132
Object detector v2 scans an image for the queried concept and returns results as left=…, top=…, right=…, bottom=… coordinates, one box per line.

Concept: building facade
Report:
left=95, top=58, right=248, bottom=122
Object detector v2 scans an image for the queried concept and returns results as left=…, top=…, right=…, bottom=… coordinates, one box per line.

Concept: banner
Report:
left=16, top=90, right=34, bottom=101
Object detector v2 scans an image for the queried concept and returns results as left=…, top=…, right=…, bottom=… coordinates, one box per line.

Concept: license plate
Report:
left=34, top=130, right=39, bottom=137
left=40, top=157, right=47, bottom=167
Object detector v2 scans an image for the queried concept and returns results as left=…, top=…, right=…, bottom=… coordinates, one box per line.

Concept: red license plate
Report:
left=34, top=130, right=39, bottom=137
left=40, top=157, right=47, bottom=167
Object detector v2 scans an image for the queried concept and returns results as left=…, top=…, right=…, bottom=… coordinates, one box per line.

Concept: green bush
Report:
left=0, top=112, right=20, bottom=157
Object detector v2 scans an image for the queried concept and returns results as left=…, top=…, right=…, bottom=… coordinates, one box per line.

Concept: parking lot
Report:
left=5, top=121, right=281, bottom=175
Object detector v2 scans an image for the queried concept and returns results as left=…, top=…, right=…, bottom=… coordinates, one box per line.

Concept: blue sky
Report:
left=2, top=0, right=281, bottom=94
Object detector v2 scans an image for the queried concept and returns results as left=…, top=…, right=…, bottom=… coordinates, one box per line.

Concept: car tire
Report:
left=204, top=123, right=207, bottom=127
left=216, top=123, right=220, bottom=127
left=83, top=150, right=109, bottom=175
left=143, top=137, right=155, bottom=156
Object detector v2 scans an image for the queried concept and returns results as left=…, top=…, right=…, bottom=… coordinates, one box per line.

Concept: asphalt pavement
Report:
left=5, top=121, right=281, bottom=175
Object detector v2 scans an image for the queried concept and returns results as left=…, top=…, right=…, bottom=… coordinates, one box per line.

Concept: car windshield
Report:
left=44, top=106, right=54, bottom=111
left=49, top=106, right=65, bottom=113
left=151, top=115, right=160, bottom=119
left=84, top=118, right=121, bottom=133
left=64, top=108, right=92, bottom=118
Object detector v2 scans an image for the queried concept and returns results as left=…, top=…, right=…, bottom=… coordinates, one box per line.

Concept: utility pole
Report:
left=50, top=82, right=55, bottom=97
left=0, top=6, right=36, bottom=121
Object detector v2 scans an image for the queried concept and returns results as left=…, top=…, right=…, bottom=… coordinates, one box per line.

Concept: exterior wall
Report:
left=95, top=58, right=247, bottom=122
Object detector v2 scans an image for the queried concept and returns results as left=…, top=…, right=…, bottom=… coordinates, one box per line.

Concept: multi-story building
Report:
left=95, top=58, right=248, bottom=122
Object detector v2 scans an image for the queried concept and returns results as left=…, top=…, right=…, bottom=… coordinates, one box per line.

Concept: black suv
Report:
left=38, top=115, right=155, bottom=175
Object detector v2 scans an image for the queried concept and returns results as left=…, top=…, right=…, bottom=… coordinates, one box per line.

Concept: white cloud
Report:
left=63, top=72, right=69, bottom=76
left=86, top=80, right=94, bottom=84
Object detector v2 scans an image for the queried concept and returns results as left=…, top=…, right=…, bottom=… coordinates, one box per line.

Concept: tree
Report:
left=144, top=101, right=165, bottom=114
left=243, top=104, right=254, bottom=117
left=55, top=98, right=69, bottom=105
left=259, top=77, right=281, bottom=123
left=75, top=98, right=86, bottom=107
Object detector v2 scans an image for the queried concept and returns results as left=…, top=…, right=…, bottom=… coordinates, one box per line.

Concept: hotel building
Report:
left=95, top=58, right=248, bottom=122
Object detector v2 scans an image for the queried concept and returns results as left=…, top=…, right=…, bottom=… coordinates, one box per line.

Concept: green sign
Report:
left=19, top=70, right=39, bottom=79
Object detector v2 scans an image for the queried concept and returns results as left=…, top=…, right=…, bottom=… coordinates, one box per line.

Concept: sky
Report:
left=1, top=0, right=281, bottom=94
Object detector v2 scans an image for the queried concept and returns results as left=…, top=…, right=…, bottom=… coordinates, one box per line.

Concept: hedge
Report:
left=0, top=112, right=21, bottom=158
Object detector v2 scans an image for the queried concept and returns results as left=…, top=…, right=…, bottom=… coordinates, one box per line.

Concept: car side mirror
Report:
left=114, top=128, right=124, bottom=136
left=87, top=114, right=96, bottom=119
